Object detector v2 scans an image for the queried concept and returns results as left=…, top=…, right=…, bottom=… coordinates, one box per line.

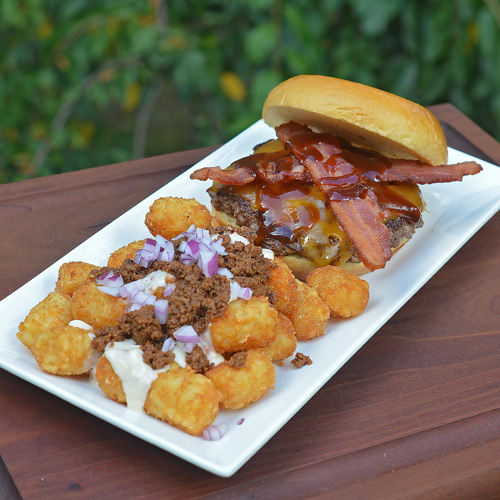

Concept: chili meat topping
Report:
left=91, top=227, right=275, bottom=369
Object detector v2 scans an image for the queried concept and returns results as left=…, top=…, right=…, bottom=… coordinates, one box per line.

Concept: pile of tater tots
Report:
left=17, top=197, right=369, bottom=438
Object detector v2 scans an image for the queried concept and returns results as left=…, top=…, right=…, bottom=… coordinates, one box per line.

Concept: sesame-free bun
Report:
left=263, top=75, right=448, bottom=166
left=280, top=238, right=408, bottom=280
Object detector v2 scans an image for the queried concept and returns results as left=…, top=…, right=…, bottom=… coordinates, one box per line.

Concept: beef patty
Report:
left=210, top=188, right=422, bottom=263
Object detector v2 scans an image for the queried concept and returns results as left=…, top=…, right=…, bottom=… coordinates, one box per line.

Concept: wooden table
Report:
left=1, top=104, right=500, bottom=499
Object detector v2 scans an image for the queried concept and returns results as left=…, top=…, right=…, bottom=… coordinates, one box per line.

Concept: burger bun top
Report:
left=262, top=75, right=448, bottom=166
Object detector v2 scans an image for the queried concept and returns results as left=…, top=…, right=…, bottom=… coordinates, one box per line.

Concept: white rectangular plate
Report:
left=1, top=120, right=500, bottom=477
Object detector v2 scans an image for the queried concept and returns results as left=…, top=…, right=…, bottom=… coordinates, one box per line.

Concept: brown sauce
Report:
left=222, top=135, right=423, bottom=262
left=286, top=132, right=368, bottom=201
left=254, top=182, right=320, bottom=245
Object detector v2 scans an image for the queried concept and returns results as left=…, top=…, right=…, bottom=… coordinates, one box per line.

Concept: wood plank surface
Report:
left=0, top=105, right=499, bottom=499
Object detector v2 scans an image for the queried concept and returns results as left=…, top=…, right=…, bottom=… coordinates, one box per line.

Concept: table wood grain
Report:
left=1, top=104, right=499, bottom=499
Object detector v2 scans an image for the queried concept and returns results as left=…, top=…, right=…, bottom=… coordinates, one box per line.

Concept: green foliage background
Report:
left=1, top=0, right=500, bottom=183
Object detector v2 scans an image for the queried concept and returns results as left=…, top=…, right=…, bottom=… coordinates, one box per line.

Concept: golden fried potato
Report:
left=205, top=350, right=275, bottom=410
left=287, top=280, right=330, bottom=340
left=267, top=257, right=298, bottom=316
left=55, top=261, right=96, bottom=297
left=32, top=325, right=97, bottom=375
left=145, top=366, right=221, bottom=436
left=307, top=266, right=369, bottom=318
left=261, top=312, right=297, bottom=362
left=107, top=240, right=146, bottom=267
left=145, top=197, right=212, bottom=240
left=94, top=355, right=126, bottom=403
left=17, top=291, right=73, bottom=350
left=210, top=296, right=278, bottom=354
left=71, top=281, right=128, bottom=329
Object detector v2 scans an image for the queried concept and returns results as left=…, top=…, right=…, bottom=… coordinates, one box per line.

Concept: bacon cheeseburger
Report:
left=191, top=75, right=482, bottom=279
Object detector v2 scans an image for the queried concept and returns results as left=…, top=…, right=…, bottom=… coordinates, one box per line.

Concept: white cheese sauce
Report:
left=69, top=319, right=93, bottom=331
left=167, top=327, right=224, bottom=368
left=199, top=327, right=225, bottom=366
left=140, top=270, right=173, bottom=294
left=230, top=230, right=274, bottom=261
left=171, top=343, right=187, bottom=368
left=262, top=248, right=274, bottom=260
left=82, top=346, right=101, bottom=373
left=68, top=319, right=99, bottom=371
left=104, top=339, right=166, bottom=412
left=230, top=232, right=250, bottom=245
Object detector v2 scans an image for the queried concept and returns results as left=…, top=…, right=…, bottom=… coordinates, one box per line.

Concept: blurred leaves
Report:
left=1, top=0, right=500, bottom=183
left=220, top=72, right=247, bottom=102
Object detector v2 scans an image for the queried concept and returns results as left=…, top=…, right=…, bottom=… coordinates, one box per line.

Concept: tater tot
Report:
left=145, top=197, right=212, bottom=240
left=55, top=261, right=96, bottom=297
left=32, top=325, right=98, bottom=375
left=261, top=312, right=297, bottom=362
left=266, top=258, right=298, bottom=316
left=287, top=280, right=330, bottom=340
left=17, top=291, right=73, bottom=350
left=145, top=366, right=221, bottom=436
left=71, top=281, right=128, bottom=329
left=205, top=350, right=275, bottom=410
left=210, top=296, right=278, bottom=354
left=307, top=266, right=369, bottom=318
left=94, top=355, right=126, bottom=403
left=107, top=240, right=146, bottom=268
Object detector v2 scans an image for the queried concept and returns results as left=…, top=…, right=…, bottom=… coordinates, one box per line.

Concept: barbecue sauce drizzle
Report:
left=219, top=135, right=423, bottom=253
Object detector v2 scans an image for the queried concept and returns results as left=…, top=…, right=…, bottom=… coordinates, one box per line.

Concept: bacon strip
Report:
left=333, top=196, right=392, bottom=271
left=276, top=122, right=392, bottom=271
left=191, top=121, right=482, bottom=272
left=190, top=165, right=256, bottom=185
left=374, top=159, right=483, bottom=184
left=190, top=151, right=312, bottom=185
left=256, top=152, right=311, bottom=184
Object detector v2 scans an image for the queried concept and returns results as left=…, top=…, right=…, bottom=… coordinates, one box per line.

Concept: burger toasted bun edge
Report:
left=262, top=74, right=448, bottom=166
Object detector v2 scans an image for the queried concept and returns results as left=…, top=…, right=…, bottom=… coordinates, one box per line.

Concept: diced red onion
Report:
left=217, top=267, right=233, bottom=279
left=173, top=224, right=196, bottom=240
left=143, top=237, right=159, bottom=255
left=182, top=342, right=195, bottom=353
left=131, top=290, right=156, bottom=307
left=176, top=225, right=233, bottom=277
left=96, top=270, right=113, bottom=282
left=195, top=227, right=211, bottom=241
left=96, top=272, right=124, bottom=288
left=230, top=281, right=253, bottom=300
left=120, top=281, right=145, bottom=300
left=158, top=240, right=174, bottom=262
left=164, top=283, right=176, bottom=297
left=154, top=234, right=168, bottom=247
left=181, top=255, right=196, bottom=266
left=174, top=325, right=201, bottom=344
left=202, top=424, right=226, bottom=441
left=154, top=299, right=169, bottom=324
left=97, top=285, right=123, bottom=297
left=186, top=239, right=200, bottom=257
left=239, top=287, right=252, bottom=300
left=198, top=247, right=218, bottom=277
left=237, top=418, right=245, bottom=425
left=162, top=337, right=176, bottom=352
left=134, top=248, right=155, bottom=268
left=181, top=238, right=202, bottom=265
left=211, top=237, right=227, bottom=256
left=108, top=274, right=124, bottom=285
